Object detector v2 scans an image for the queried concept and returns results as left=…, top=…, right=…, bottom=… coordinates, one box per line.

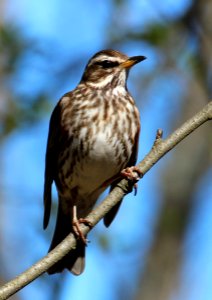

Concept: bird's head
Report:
left=80, top=49, right=146, bottom=89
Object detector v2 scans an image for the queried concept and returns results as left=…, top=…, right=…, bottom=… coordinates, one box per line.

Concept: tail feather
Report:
left=104, top=200, right=123, bottom=227
left=104, top=181, right=123, bottom=227
left=47, top=203, right=85, bottom=275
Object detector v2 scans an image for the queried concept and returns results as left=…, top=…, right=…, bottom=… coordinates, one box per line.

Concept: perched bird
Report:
left=43, top=49, right=146, bottom=275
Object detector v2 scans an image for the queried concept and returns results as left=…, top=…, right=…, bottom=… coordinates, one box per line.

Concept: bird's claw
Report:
left=121, top=166, right=143, bottom=195
left=121, top=166, right=143, bottom=181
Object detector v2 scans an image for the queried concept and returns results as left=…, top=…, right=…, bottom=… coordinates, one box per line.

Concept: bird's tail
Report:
left=47, top=202, right=85, bottom=275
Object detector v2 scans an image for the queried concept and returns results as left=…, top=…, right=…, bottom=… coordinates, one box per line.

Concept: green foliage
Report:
left=0, top=24, right=28, bottom=74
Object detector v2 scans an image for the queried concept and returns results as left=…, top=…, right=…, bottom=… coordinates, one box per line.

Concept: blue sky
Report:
left=2, top=1, right=212, bottom=300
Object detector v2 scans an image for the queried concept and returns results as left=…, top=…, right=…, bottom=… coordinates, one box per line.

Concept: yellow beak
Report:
left=120, top=55, right=146, bottom=69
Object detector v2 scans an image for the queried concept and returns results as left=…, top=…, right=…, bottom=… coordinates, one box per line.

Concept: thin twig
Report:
left=0, top=101, right=211, bottom=300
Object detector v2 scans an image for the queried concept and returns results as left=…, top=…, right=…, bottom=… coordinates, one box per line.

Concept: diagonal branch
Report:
left=0, top=101, right=211, bottom=300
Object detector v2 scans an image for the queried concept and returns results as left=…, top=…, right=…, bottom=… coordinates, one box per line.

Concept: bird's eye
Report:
left=95, top=60, right=119, bottom=69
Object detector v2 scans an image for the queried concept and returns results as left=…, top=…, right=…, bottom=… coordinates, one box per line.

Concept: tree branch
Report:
left=0, top=101, right=211, bottom=300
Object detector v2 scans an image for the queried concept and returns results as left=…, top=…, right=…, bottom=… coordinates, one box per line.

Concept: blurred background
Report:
left=0, top=0, right=212, bottom=299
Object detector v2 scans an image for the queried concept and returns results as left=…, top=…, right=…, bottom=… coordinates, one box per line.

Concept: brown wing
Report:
left=43, top=102, right=63, bottom=229
left=104, top=126, right=140, bottom=227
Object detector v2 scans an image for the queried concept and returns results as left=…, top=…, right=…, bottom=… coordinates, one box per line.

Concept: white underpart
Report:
left=77, top=132, right=135, bottom=198
left=75, top=130, right=120, bottom=196
left=113, top=85, right=127, bottom=96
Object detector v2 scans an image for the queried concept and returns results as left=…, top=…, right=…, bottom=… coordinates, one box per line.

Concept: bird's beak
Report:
left=120, top=55, right=147, bottom=69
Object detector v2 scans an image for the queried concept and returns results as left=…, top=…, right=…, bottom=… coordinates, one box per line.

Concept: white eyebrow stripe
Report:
left=89, top=55, right=125, bottom=65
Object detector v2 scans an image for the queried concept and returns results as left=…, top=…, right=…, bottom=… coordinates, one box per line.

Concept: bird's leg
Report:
left=121, top=166, right=143, bottom=195
left=72, top=206, right=93, bottom=245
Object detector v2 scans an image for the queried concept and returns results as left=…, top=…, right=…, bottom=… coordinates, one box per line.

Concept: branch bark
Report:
left=0, top=101, right=211, bottom=300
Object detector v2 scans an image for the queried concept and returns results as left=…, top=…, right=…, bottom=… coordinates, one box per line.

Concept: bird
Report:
left=43, top=49, right=146, bottom=275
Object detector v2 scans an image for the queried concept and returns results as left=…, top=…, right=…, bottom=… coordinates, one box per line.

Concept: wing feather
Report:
left=43, top=102, right=62, bottom=229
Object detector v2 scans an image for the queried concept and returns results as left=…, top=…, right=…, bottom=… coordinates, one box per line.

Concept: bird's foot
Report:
left=121, top=166, right=143, bottom=181
left=72, top=206, right=93, bottom=245
left=121, top=166, right=143, bottom=195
